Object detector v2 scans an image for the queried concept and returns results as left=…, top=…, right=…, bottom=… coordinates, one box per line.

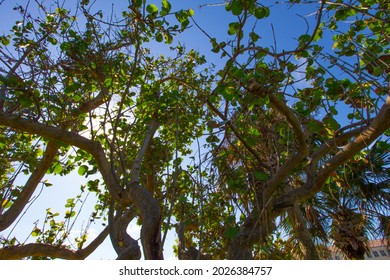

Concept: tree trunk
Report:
left=228, top=209, right=276, bottom=259
left=288, top=204, right=319, bottom=260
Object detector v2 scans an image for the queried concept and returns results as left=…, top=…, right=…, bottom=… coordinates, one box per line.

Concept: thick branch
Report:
left=108, top=203, right=141, bottom=260
left=263, top=93, right=309, bottom=200
left=288, top=204, right=319, bottom=260
left=0, top=104, right=163, bottom=259
left=0, top=111, right=123, bottom=201
left=268, top=93, right=307, bottom=149
left=115, top=118, right=162, bottom=260
left=0, top=141, right=59, bottom=231
left=128, top=118, right=159, bottom=184
left=127, top=182, right=162, bottom=260
left=228, top=210, right=276, bottom=259
left=0, top=226, right=109, bottom=260
left=310, top=127, right=364, bottom=166
left=273, top=94, right=390, bottom=208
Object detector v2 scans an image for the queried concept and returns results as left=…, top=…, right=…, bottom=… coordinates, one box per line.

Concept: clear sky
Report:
left=0, top=0, right=328, bottom=259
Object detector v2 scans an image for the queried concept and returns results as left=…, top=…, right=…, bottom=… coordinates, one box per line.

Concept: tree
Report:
left=311, top=140, right=390, bottom=259
left=171, top=0, right=390, bottom=260
left=1, top=0, right=389, bottom=260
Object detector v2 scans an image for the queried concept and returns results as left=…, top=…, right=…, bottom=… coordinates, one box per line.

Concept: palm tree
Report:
left=306, top=140, right=390, bottom=259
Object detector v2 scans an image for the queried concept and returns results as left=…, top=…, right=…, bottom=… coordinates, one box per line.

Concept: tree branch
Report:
left=309, top=127, right=364, bottom=167
left=0, top=226, right=109, bottom=260
left=108, top=203, right=141, bottom=260
left=0, top=111, right=123, bottom=201
left=0, top=141, right=59, bottom=231
left=206, top=99, right=270, bottom=171
left=288, top=204, right=319, bottom=259
left=268, top=93, right=307, bottom=149
left=325, top=1, right=389, bottom=23
left=273, top=93, right=390, bottom=208
left=128, top=118, right=159, bottom=184
left=260, top=92, right=308, bottom=200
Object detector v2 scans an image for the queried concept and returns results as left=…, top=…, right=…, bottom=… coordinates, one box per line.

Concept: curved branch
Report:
left=108, top=202, right=141, bottom=260
left=260, top=92, right=308, bottom=200
left=0, top=103, right=163, bottom=259
left=288, top=204, right=319, bottom=260
left=128, top=118, right=159, bottom=184
left=0, top=226, right=109, bottom=260
left=310, top=127, right=364, bottom=167
left=273, top=94, right=390, bottom=208
left=0, top=111, right=123, bottom=201
left=0, top=141, right=59, bottom=231
left=268, top=93, right=307, bottom=149
left=127, top=182, right=162, bottom=260
left=119, top=118, right=163, bottom=260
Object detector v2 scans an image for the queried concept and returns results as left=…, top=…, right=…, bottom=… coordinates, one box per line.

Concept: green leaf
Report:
left=78, top=165, right=89, bottom=176
left=60, top=42, right=72, bottom=51
left=334, top=8, right=356, bottom=20
left=249, top=31, right=260, bottom=43
left=72, top=94, right=82, bottom=102
left=313, top=27, right=323, bottom=42
left=31, top=227, right=42, bottom=237
left=323, top=115, right=341, bottom=131
left=146, top=4, right=158, bottom=14
left=164, top=32, right=173, bottom=44
left=48, top=36, right=58, bottom=45
left=103, top=77, right=113, bottom=87
left=253, top=7, right=270, bottom=19
left=226, top=0, right=243, bottom=16
left=65, top=210, right=76, bottom=218
left=162, top=0, right=171, bottom=14
left=298, top=34, right=311, bottom=46
left=155, top=32, right=163, bottom=42
left=1, top=36, right=10, bottom=46
left=53, top=163, right=63, bottom=175
left=175, top=10, right=191, bottom=29
left=43, top=181, right=53, bottom=187
left=253, top=171, right=268, bottom=181
left=1, top=199, right=13, bottom=209
left=87, top=179, right=100, bottom=192
left=210, top=38, right=220, bottom=53
left=64, top=83, right=81, bottom=94
left=132, top=0, right=142, bottom=8
left=307, top=120, right=323, bottom=134
left=25, top=22, right=34, bottom=30
left=206, top=135, right=219, bottom=143
left=65, top=198, right=76, bottom=209
left=228, top=22, right=240, bottom=35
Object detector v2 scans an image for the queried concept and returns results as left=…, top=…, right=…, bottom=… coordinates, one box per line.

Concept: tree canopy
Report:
left=0, top=0, right=389, bottom=260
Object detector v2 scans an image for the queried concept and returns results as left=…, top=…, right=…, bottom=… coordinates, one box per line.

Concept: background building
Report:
left=329, top=240, right=390, bottom=260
